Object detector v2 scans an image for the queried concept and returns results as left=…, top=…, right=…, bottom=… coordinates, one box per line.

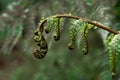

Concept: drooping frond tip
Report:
left=106, top=33, right=120, bottom=78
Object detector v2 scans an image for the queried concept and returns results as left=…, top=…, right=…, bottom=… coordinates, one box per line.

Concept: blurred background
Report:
left=0, top=0, right=120, bottom=80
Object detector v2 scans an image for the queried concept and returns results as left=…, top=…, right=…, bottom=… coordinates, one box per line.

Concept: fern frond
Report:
left=33, top=14, right=119, bottom=60
left=106, top=34, right=120, bottom=78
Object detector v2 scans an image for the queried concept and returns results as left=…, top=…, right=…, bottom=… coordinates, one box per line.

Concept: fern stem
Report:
left=38, top=14, right=119, bottom=34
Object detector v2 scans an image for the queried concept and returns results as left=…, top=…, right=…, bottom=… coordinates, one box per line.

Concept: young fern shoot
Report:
left=33, top=14, right=120, bottom=79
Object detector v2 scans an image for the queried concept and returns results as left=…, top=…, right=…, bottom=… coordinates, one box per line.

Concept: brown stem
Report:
left=38, top=14, right=119, bottom=34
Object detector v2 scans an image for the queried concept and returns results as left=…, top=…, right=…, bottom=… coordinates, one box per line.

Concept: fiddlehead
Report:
left=68, top=20, right=77, bottom=50
left=53, top=17, right=63, bottom=41
left=81, top=24, right=89, bottom=55
left=80, top=22, right=93, bottom=55
left=67, top=19, right=83, bottom=50
left=44, top=17, right=55, bottom=33
left=33, top=30, right=48, bottom=59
